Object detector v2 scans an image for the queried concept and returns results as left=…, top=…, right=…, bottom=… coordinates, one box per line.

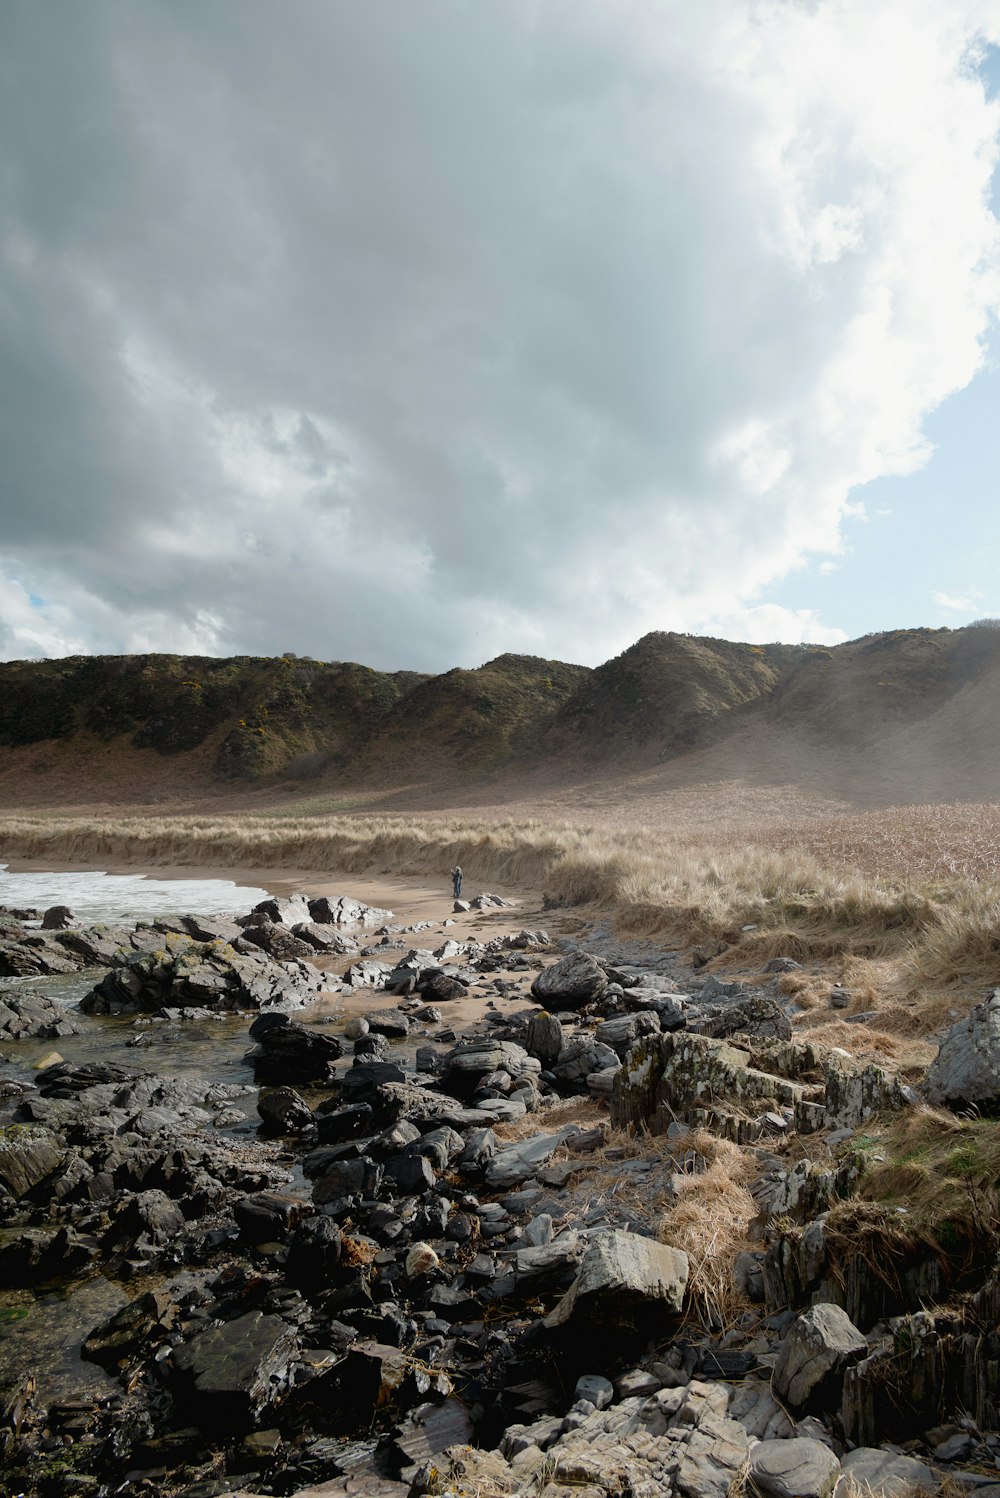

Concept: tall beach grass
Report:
left=0, top=809, right=997, bottom=990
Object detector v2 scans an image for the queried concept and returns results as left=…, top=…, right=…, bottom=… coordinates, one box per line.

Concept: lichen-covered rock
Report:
left=611, top=1031, right=805, bottom=1138
left=526, top=1011, right=564, bottom=1065
left=82, top=935, right=323, bottom=1014
left=822, top=1057, right=908, bottom=1128
left=925, top=991, right=1000, bottom=1110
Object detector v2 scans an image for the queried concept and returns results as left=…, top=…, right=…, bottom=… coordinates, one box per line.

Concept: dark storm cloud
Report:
left=1, top=1, right=998, bottom=664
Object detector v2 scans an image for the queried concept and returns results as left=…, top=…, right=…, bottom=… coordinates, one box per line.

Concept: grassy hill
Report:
left=0, top=654, right=427, bottom=787
left=543, top=632, right=807, bottom=761
left=2, top=625, right=1000, bottom=805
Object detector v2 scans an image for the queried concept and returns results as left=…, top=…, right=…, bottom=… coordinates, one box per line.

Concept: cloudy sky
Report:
left=3, top=1, right=1000, bottom=671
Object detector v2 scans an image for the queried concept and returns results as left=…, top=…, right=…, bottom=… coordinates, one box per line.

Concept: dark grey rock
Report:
left=233, top=1191, right=313, bottom=1244
left=257, top=1086, right=313, bottom=1134
left=41, top=904, right=76, bottom=930
left=526, top=1012, right=564, bottom=1066
left=531, top=952, right=608, bottom=1009
left=171, top=1310, right=298, bottom=1431
left=248, top=1013, right=342, bottom=1084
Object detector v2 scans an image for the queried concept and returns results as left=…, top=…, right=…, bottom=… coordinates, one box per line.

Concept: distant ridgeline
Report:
left=2, top=626, right=1000, bottom=793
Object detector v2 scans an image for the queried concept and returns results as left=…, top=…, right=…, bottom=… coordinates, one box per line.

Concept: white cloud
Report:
left=693, top=603, right=848, bottom=647
left=0, top=1, right=999, bottom=667
left=933, top=589, right=983, bottom=612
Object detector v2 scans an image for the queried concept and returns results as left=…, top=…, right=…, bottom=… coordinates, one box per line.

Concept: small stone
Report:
left=574, top=1373, right=614, bottom=1410
left=405, top=1243, right=440, bottom=1277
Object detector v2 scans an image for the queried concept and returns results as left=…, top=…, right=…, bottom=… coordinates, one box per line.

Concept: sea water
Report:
left=0, top=864, right=269, bottom=924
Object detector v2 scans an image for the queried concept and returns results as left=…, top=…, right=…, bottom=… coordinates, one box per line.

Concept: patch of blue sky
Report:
left=769, top=350, right=1000, bottom=639
left=766, top=44, right=1000, bottom=644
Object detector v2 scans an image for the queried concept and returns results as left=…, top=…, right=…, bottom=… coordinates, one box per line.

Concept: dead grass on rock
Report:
left=655, top=1130, right=758, bottom=1331
left=790, top=1013, right=937, bottom=1079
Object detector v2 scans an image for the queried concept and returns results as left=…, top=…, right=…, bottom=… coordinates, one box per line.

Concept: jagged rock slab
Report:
left=170, top=1310, right=298, bottom=1431
left=545, top=1229, right=688, bottom=1333
left=612, top=1030, right=807, bottom=1139
left=925, top=991, right=1000, bottom=1110
left=0, top=1129, right=64, bottom=1198
left=773, top=1303, right=867, bottom=1411
left=0, top=989, right=83, bottom=1039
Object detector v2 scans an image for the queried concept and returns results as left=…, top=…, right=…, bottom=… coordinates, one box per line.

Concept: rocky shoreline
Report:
left=1, top=890, right=1000, bottom=1498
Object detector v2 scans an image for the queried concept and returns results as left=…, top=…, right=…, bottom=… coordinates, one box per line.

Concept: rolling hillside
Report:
left=1, top=625, right=999, bottom=807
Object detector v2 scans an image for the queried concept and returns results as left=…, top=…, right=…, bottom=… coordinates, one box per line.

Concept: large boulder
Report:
left=41, top=904, right=76, bottom=930
left=531, top=952, right=608, bottom=1009
left=773, top=1303, right=867, bottom=1412
left=545, top=1230, right=688, bottom=1336
left=749, top=1438, right=841, bottom=1498
left=248, top=1013, right=342, bottom=1084
left=170, top=1310, right=298, bottom=1432
left=924, top=991, right=1000, bottom=1110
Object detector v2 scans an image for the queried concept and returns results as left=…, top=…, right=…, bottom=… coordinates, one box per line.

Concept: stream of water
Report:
left=0, top=867, right=337, bottom=1402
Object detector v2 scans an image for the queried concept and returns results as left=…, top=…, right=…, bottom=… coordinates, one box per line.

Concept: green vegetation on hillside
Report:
left=544, top=631, right=806, bottom=760
left=4, top=624, right=1000, bottom=794
left=0, top=654, right=427, bottom=783
left=358, top=653, right=592, bottom=776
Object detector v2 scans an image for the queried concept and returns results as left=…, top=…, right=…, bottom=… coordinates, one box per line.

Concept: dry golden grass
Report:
left=655, top=1130, right=758, bottom=1330
left=2, top=803, right=1000, bottom=1002
left=498, top=1112, right=761, bottom=1329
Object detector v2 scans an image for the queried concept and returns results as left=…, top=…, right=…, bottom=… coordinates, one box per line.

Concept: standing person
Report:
left=452, top=865, right=463, bottom=899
